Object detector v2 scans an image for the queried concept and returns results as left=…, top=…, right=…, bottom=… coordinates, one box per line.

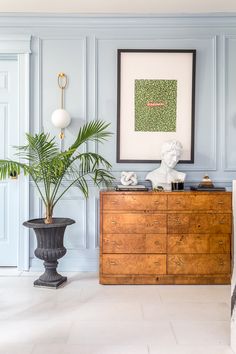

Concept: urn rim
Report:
left=23, top=217, right=75, bottom=229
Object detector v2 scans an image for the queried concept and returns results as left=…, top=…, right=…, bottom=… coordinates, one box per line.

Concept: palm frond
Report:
left=74, top=177, right=89, bottom=198
left=69, top=120, right=112, bottom=153
left=93, top=168, right=114, bottom=187
left=0, top=120, right=113, bottom=222
left=15, top=133, right=59, bottom=164
left=0, top=160, right=29, bottom=179
left=65, top=152, right=112, bottom=177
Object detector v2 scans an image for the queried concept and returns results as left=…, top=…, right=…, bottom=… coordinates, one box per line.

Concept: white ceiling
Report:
left=0, top=0, right=236, bottom=14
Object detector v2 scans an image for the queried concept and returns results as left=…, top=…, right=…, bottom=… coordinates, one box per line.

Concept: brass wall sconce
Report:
left=51, top=73, right=71, bottom=140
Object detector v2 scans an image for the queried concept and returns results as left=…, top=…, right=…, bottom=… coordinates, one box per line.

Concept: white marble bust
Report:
left=145, top=140, right=186, bottom=190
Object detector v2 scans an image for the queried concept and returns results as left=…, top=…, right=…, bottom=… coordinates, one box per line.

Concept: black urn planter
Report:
left=23, top=218, right=75, bottom=289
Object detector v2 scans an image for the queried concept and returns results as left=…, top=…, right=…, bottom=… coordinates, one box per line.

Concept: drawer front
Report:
left=168, top=254, right=230, bottom=275
left=209, top=235, right=231, bottom=254
left=103, top=234, right=166, bottom=253
left=168, top=234, right=208, bottom=254
left=103, top=254, right=166, bottom=275
left=103, top=234, right=145, bottom=253
left=168, top=214, right=231, bottom=234
left=103, top=194, right=167, bottom=211
left=103, top=213, right=167, bottom=234
left=168, top=194, right=232, bottom=211
left=146, top=234, right=167, bottom=253
left=168, top=234, right=230, bottom=254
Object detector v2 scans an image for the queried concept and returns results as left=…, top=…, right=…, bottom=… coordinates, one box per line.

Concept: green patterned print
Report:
left=135, top=79, right=177, bottom=132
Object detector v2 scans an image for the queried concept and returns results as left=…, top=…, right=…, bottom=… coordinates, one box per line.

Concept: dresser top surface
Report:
left=100, top=190, right=232, bottom=195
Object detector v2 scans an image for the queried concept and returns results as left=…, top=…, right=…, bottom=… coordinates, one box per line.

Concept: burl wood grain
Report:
left=103, top=234, right=167, bottom=253
left=168, top=234, right=230, bottom=254
left=100, top=274, right=231, bottom=285
left=99, top=191, right=232, bottom=285
left=103, top=213, right=167, bottom=234
left=168, top=213, right=231, bottom=234
left=103, top=254, right=166, bottom=275
left=168, top=254, right=230, bottom=275
left=103, top=194, right=167, bottom=211
left=167, top=194, right=231, bottom=211
left=209, top=235, right=231, bottom=253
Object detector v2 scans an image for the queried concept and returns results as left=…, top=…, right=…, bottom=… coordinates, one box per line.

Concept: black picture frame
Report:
left=117, top=49, right=196, bottom=163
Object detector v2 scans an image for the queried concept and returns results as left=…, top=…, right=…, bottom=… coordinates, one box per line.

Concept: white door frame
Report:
left=0, top=35, right=31, bottom=270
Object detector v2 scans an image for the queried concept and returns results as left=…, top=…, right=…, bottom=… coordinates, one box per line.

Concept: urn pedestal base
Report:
left=34, top=260, right=67, bottom=289
left=23, top=217, right=75, bottom=289
left=34, top=276, right=67, bottom=289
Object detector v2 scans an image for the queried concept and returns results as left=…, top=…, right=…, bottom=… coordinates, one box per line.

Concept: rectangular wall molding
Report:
left=0, top=103, right=7, bottom=159
left=95, top=197, right=99, bottom=249
left=223, top=35, right=236, bottom=171
left=0, top=184, right=7, bottom=241
left=0, top=71, right=8, bottom=89
left=96, top=35, right=217, bottom=172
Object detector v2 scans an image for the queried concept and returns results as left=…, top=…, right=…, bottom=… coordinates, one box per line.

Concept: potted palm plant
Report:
left=0, top=120, right=114, bottom=288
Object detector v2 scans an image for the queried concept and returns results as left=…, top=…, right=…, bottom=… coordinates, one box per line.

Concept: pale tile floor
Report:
left=0, top=269, right=234, bottom=354
left=231, top=308, right=236, bottom=353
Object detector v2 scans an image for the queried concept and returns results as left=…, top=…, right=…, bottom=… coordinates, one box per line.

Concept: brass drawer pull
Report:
left=175, top=218, right=181, bottom=224
left=148, top=221, right=159, bottom=227
left=218, top=240, right=224, bottom=245
left=111, top=241, right=122, bottom=248
left=218, top=201, right=224, bottom=204
left=175, top=201, right=181, bottom=204
left=109, top=260, right=118, bottom=266
left=218, top=260, right=224, bottom=266
left=219, top=220, right=225, bottom=224
left=111, top=221, right=117, bottom=225
left=154, top=201, right=160, bottom=204
left=154, top=261, right=160, bottom=266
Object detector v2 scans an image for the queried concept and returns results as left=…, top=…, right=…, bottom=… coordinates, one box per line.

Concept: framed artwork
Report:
left=117, top=49, right=196, bottom=163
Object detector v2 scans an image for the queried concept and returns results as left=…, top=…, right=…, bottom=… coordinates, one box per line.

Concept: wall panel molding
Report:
left=0, top=34, right=31, bottom=53
left=95, top=197, right=99, bottom=249
left=0, top=103, right=8, bottom=159
left=0, top=184, right=7, bottom=241
left=1, top=14, right=236, bottom=29
left=96, top=35, right=217, bottom=172
left=37, top=37, right=43, bottom=133
left=223, top=35, right=236, bottom=171
left=57, top=195, right=87, bottom=250
left=0, top=71, right=8, bottom=89
left=39, top=35, right=87, bottom=157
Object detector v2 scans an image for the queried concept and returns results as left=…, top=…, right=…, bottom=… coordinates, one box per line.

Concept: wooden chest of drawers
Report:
left=99, top=191, right=232, bottom=285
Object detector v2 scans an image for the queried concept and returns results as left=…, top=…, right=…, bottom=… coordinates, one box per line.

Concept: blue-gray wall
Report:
left=1, top=14, right=236, bottom=271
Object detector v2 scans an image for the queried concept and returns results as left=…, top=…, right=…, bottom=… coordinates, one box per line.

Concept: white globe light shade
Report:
left=51, top=108, right=71, bottom=129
